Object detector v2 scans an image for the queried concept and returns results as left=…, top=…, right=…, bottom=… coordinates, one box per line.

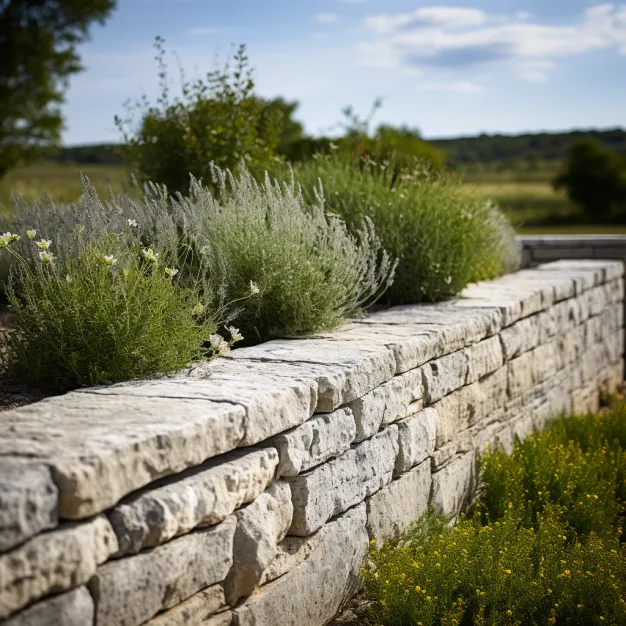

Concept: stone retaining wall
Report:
left=519, top=235, right=626, bottom=267
left=0, top=260, right=624, bottom=626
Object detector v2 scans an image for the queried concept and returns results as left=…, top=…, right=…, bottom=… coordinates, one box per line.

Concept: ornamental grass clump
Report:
left=294, top=156, right=519, bottom=305
left=168, top=165, right=396, bottom=343
left=0, top=219, right=239, bottom=390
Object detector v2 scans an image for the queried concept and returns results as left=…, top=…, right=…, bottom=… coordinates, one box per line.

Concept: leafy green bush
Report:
left=1, top=233, right=229, bottom=390
left=363, top=407, right=626, bottom=625
left=169, top=166, right=396, bottom=343
left=115, top=39, right=284, bottom=195
left=294, top=156, right=519, bottom=304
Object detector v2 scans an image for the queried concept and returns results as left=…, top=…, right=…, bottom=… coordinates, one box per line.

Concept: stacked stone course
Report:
left=0, top=260, right=623, bottom=626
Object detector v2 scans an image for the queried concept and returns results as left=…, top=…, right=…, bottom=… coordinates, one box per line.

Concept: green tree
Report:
left=116, top=39, right=287, bottom=195
left=0, top=0, right=116, bottom=178
left=554, top=140, right=626, bottom=221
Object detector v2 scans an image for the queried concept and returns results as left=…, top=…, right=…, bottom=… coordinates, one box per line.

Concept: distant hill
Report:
left=54, top=128, right=626, bottom=167
left=429, top=128, right=626, bottom=166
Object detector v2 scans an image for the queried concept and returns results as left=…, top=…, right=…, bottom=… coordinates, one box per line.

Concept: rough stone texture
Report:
left=233, top=505, right=368, bottom=626
left=465, top=336, right=503, bottom=384
left=287, top=428, right=399, bottom=536
left=379, top=368, right=424, bottom=427
left=395, top=408, right=437, bottom=475
left=229, top=339, right=396, bottom=411
left=347, top=386, right=389, bottom=442
left=109, top=448, right=278, bottom=555
left=507, top=351, right=534, bottom=398
left=434, top=384, right=483, bottom=448
left=144, top=585, right=225, bottom=626
left=89, top=358, right=317, bottom=448
left=430, top=451, right=476, bottom=517
left=90, top=516, right=236, bottom=626
left=531, top=341, right=560, bottom=385
left=0, top=460, right=58, bottom=552
left=0, top=515, right=117, bottom=620
left=422, top=350, right=469, bottom=403
left=499, top=315, right=540, bottom=360
left=366, top=460, right=431, bottom=546
left=269, top=409, right=355, bottom=477
left=1, top=587, right=94, bottom=626
left=224, top=481, right=293, bottom=605
left=0, top=393, right=247, bottom=519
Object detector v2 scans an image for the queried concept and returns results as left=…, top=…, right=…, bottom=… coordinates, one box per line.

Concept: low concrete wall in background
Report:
left=519, top=235, right=626, bottom=268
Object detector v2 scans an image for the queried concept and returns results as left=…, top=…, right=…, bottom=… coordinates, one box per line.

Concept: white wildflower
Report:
left=127, top=218, right=138, bottom=228
left=65, top=274, right=72, bottom=283
left=200, top=245, right=211, bottom=256
left=209, top=334, right=230, bottom=355
left=164, top=267, right=178, bottom=279
left=227, top=326, right=243, bottom=342
left=39, top=250, right=54, bottom=264
left=445, top=275, right=452, bottom=285
left=25, top=229, right=36, bottom=240
left=0, top=232, right=20, bottom=248
left=249, top=280, right=260, bottom=295
left=35, top=239, right=52, bottom=251
left=191, top=303, right=205, bottom=316
left=141, top=248, right=159, bottom=263
left=103, top=255, right=117, bottom=266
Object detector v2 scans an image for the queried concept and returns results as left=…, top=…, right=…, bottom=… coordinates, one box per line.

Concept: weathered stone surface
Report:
left=433, top=384, right=483, bottom=448
left=422, top=350, right=469, bottom=403
left=0, top=515, right=117, bottom=620
left=90, top=516, right=236, bottom=626
left=395, top=408, right=437, bottom=475
left=229, top=338, right=396, bottom=411
left=2, top=586, right=94, bottom=626
left=499, top=315, right=540, bottom=360
left=109, top=448, right=278, bottom=555
left=380, top=368, right=424, bottom=427
left=367, top=460, right=431, bottom=546
left=531, top=341, right=560, bottom=385
left=0, top=393, right=247, bottom=519
left=234, top=505, right=368, bottom=626
left=507, top=351, right=534, bottom=398
left=430, top=451, right=476, bottom=517
left=144, top=585, right=225, bottom=626
left=204, top=612, right=233, bottom=626
left=347, top=386, right=388, bottom=442
left=89, top=358, right=317, bottom=448
left=287, top=427, right=399, bottom=536
left=269, top=409, right=355, bottom=477
left=224, top=481, right=293, bottom=605
left=0, top=460, right=58, bottom=552
left=465, top=336, right=503, bottom=384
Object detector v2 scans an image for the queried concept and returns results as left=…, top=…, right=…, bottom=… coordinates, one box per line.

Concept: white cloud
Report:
left=358, top=4, right=626, bottom=81
left=366, top=7, right=486, bottom=34
left=418, top=80, right=483, bottom=93
left=316, top=13, right=341, bottom=24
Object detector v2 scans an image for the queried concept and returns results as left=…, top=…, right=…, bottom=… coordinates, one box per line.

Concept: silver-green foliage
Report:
left=169, top=166, right=396, bottom=342
left=294, top=157, right=520, bottom=305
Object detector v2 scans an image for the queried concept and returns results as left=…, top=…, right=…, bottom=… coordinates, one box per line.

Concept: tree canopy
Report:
left=0, top=0, right=116, bottom=177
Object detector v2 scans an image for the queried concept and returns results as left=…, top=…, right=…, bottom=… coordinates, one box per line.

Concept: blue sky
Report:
left=63, top=0, right=626, bottom=145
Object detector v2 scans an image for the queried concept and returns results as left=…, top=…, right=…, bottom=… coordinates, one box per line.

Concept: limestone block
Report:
left=229, top=338, right=396, bottom=411
left=0, top=392, right=247, bottom=519
left=394, top=408, right=438, bottom=475
left=479, top=367, right=508, bottom=417
left=233, top=505, right=368, bottom=626
left=433, top=385, right=482, bottom=448
left=380, top=368, right=424, bottom=427
left=531, top=342, right=560, bottom=385
left=90, top=516, right=236, bottom=626
left=269, top=409, right=355, bottom=476
left=430, top=451, right=475, bottom=517
left=535, top=260, right=607, bottom=290
left=509, top=413, right=535, bottom=445
left=287, top=427, right=398, bottom=536
left=224, top=481, right=293, bottom=604
left=0, top=515, right=117, bottom=620
left=90, top=358, right=317, bottom=448
left=260, top=534, right=325, bottom=586
left=584, top=285, right=608, bottom=318
left=598, top=360, right=624, bottom=395
left=347, top=386, right=388, bottom=442
left=605, top=278, right=625, bottom=305
left=109, top=448, right=278, bottom=555
left=557, top=326, right=587, bottom=368
left=465, top=336, right=503, bottom=384
left=0, top=460, right=58, bottom=552
left=604, top=330, right=624, bottom=365
left=499, top=315, right=540, bottom=360
left=571, top=383, right=601, bottom=415
left=144, top=585, right=225, bottom=626
left=422, top=350, right=469, bottom=403
left=2, top=586, right=94, bottom=626
left=366, top=460, right=431, bottom=546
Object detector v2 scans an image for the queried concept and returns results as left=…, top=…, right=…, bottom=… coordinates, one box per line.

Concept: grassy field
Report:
left=1, top=161, right=625, bottom=235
